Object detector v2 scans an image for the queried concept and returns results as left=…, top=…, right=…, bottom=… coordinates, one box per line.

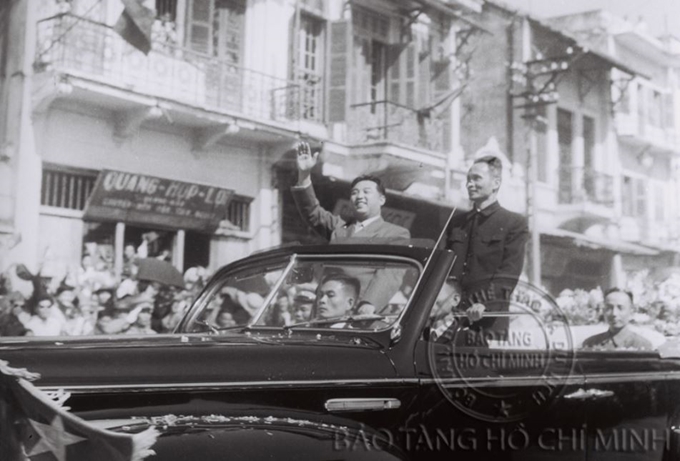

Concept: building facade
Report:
left=0, top=0, right=484, bottom=279
left=462, top=2, right=680, bottom=295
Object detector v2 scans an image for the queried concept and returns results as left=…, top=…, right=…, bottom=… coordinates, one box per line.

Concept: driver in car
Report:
left=314, top=275, right=360, bottom=327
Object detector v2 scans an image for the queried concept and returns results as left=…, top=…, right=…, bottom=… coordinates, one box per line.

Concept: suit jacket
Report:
left=445, top=201, right=529, bottom=334
left=291, top=184, right=411, bottom=309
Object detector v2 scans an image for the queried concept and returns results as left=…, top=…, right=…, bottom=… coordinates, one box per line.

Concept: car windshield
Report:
left=184, top=254, right=421, bottom=333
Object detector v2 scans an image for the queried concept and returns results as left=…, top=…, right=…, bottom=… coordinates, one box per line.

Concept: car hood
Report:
left=0, top=332, right=399, bottom=390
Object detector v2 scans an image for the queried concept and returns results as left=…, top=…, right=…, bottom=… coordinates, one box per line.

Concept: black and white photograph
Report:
left=1, top=0, right=680, bottom=459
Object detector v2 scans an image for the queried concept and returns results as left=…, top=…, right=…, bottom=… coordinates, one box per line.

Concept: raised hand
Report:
left=295, top=141, right=319, bottom=174
left=295, top=141, right=319, bottom=187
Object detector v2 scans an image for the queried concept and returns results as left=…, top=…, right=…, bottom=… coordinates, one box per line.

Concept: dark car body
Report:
left=2, top=243, right=680, bottom=460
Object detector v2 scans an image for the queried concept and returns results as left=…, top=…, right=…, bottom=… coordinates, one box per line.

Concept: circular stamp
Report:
left=426, top=277, right=575, bottom=423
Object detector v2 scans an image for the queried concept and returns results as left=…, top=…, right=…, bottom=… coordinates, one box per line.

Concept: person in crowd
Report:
left=93, top=288, right=116, bottom=312
left=62, top=298, right=96, bottom=336
left=445, top=156, right=529, bottom=338
left=97, top=300, right=149, bottom=335
left=53, top=282, right=79, bottom=323
left=292, top=141, right=410, bottom=315
left=265, top=293, right=292, bottom=326
left=582, top=288, right=653, bottom=350
left=292, top=287, right=315, bottom=323
left=219, top=286, right=264, bottom=325
left=215, top=309, right=237, bottom=329
left=151, top=284, right=177, bottom=332
left=314, top=275, right=360, bottom=322
left=161, top=290, right=192, bottom=332
left=125, top=303, right=157, bottom=335
left=122, top=243, right=138, bottom=279
left=25, top=295, right=65, bottom=336
left=0, top=292, right=29, bottom=336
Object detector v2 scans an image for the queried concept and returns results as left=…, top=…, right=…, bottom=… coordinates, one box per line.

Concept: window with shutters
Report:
left=155, top=0, right=177, bottom=21
left=214, top=0, right=246, bottom=63
left=294, top=13, right=325, bottom=121
left=187, top=0, right=213, bottom=55
left=622, top=176, right=647, bottom=218
left=388, top=42, right=416, bottom=108
left=650, top=90, right=662, bottom=127
left=41, top=166, right=98, bottom=211
left=352, top=6, right=390, bottom=42
left=663, top=93, right=675, bottom=130
left=654, top=182, right=665, bottom=222
left=185, top=0, right=245, bottom=60
left=557, top=109, right=573, bottom=204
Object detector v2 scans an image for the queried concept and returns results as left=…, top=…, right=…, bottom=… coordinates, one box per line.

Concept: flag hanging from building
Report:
left=114, top=0, right=155, bottom=55
left=0, top=360, right=158, bottom=461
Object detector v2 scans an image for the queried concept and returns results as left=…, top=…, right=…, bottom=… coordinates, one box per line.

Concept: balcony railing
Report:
left=558, top=167, right=614, bottom=207
left=347, top=100, right=447, bottom=153
left=615, top=112, right=680, bottom=152
left=35, top=14, right=322, bottom=123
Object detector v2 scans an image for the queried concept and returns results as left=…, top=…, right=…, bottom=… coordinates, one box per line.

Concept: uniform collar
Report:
left=467, top=200, right=501, bottom=219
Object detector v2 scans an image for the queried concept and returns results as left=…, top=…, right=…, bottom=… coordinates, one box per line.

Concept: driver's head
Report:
left=315, top=275, right=360, bottom=319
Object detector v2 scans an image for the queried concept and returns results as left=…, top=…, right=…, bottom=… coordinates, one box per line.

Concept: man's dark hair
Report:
left=473, top=155, right=503, bottom=180
left=350, top=175, right=386, bottom=196
left=320, top=274, right=361, bottom=299
left=604, top=287, right=634, bottom=304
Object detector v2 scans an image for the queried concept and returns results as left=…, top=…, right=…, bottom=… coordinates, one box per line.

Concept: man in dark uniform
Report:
left=446, top=156, right=529, bottom=342
left=582, top=288, right=652, bottom=350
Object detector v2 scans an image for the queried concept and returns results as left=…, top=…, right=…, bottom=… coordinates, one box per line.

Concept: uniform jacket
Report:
left=445, top=201, right=528, bottom=333
left=291, top=184, right=411, bottom=309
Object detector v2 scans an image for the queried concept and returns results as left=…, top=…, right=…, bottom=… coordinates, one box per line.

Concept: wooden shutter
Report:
left=664, top=93, right=675, bottom=129
left=432, top=53, right=452, bottom=151
left=352, top=36, right=372, bottom=105
left=387, top=43, right=403, bottom=104
left=328, top=21, right=350, bottom=122
left=417, top=33, right=432, bottom=110
left=387, top=40, right=417, bottom=107
left=186, top=0, right=213, bottom=55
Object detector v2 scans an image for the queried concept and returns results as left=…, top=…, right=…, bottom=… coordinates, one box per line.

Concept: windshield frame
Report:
left=180, top=252, right=424, bottom=335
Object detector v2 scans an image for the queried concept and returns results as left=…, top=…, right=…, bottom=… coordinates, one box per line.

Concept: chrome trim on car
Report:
left=38, top=378, right=422, bottom=394
left=584, top=372, right=680, bottom=383
left=425, top=374, right=586, bottom=388
left=325, top=398, right=401, bottom=412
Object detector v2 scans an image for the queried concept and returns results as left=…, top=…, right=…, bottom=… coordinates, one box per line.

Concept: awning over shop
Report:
left=541, top=228, right=658, bottom=256
left=528, top=17, right=648, bottom=79
left=83, top=170, right=234, bottom=232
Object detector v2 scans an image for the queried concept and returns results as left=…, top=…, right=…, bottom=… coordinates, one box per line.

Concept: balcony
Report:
left=558, top=167, right=615, bottom=221
left=347, top=101, right=447, bottom=154
left=615, top=112, right=680, bottom=154
left=35, top=14, right=322, bottom=124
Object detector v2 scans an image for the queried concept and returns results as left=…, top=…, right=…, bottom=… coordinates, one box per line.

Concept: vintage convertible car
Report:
left=1, top=242, right=680, bottom=460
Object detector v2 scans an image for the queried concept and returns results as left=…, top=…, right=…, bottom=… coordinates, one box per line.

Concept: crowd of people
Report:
left=0, top=241, right=212, bottom=337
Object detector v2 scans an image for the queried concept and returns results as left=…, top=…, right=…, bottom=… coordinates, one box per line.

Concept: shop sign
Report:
left=84, top=170, right=234, bottom=232
left=333, top=199, right=416, bottom=230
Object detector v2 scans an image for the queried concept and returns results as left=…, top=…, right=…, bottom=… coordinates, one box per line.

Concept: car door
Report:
left=578, top=348, right=673, bottom=461
left=409, top=278, right=589, bottom=461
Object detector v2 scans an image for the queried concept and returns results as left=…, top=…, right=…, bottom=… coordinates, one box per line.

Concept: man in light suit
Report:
left=291, top=142, right=410, bottom=314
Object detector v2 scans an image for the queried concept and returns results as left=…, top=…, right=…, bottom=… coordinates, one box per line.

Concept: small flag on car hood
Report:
left=0, top=360, right=157, bottom=461
left=114, top=0, right=155, bottom=55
